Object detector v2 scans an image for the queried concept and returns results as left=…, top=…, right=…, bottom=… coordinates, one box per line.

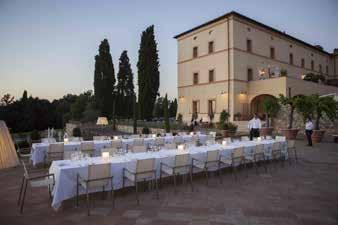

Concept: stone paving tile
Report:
left=1, top=141, right=338, bottom=225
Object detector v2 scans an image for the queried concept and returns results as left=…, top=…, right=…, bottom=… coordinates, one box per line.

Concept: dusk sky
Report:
left=1, top=0, right=337, bottom=101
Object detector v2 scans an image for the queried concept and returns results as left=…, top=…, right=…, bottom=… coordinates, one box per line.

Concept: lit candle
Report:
left=64, top=138, right=69, bottom=143
left=152, top=134, right=157, bottom=138
left=113, top=136, right=119, bottom=140
left=102, top=151, right=109, bottom=160
left=257, top=137, right=262, bottom=142
left=177, top=144, right=185, bottom=151
left=190, top=132, right=194, bottom=136
left=222, top=140, right=227, bottom=146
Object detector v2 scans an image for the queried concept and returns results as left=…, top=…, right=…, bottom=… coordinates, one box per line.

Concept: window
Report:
left=270, top=47, right=275, bottom=59
left=208, top=41, right=214, bottom=53
left=319, top=64, right=322, bottom=73
left=311, top=60, right=314, bottom=70
left=326, top=65, right=329, bottom=74
left=208, top=69, right=214, bottom=82
left=208, top=100, right=216, bottom=115
left=289, top=53, right=293, bottom=65
left=193, top=72, right=199, bottom=84
left=301, top=58, right=305, bottom=68
left=247, top=68, right=253, bottom=81
left=193, top=46, right=198, bottom=58
left=192, top=101, right=199, bottom=114
left=246, top=39, right=252, bottom=52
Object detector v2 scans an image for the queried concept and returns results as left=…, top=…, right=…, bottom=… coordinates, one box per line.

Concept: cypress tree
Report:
left=94, top=39, right=115, bottom=117
left=133, top=95, right=137, bottom=134
left=137, top=25, right=160, bottom=120
left=163, top=94, right=170, bottom=132
left=116, top=50, right=134, bottom=118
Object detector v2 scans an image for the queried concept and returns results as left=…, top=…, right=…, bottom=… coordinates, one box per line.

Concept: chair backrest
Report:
left=272, top=142, right=281, bottom=151
left=132, top=145, right=147, bottom=153
left=165, top=133, right=173, bottom=137
left=155, top=137, right=165, bottom=146
left=48, top=143, right=64, bottom=153
left=93, top=136, right=110, bottom=141
left=223, top=137, right=232, bottom=143
left=232, top=147, right=244, bottom=158
left=87, top=163, right=111, bottom=188
left=136, top=158, right=155, bottom=173
left=21, top=160, right=30, bottom=179
left=275, top=136, right=286, bottom=141
left=265, top=136, right=272, bottom=140
left=111, top=140, right=122, bottom=149
left=178, top=132, right=187, bottom=136
left=130, top=134, right=140, bottom=139
left=175, top=154, right=189, bottom=167
left=81, top=141, right=94, bottom=151
left=133, top=138, right=144, bottom=146
left=101, top=147, right=117, bottom=156
left=255, top=144, right=264, bottom=154
left=207, top=150, right=219, bottom=162
left=206, top=134, right=215, bottom=141
left=241, top=136, right=250, bottom=141
left=287, top=140, right=295, bottom=148
left=164, top=143, right=176, bottom=149
left=69, top=137, right=83, bottom=142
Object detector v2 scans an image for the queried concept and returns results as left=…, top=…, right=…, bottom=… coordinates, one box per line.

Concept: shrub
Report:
left=30, top=130, right=41, bottom=141
left=222, top=122, right=238, bottom=133
left=280, top=69, right=287, bottom=77
left=176, top=113, right=183, bottom=123
left=72, top=127, right=82, bottom=137
left=142, top=126, right=150, bottom=134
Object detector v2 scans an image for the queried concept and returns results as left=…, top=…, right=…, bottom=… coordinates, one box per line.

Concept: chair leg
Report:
left=154, top=173, right=159, bottom=200
left=294, top=148, right=298, bottom=163
left=173, top=173, right=177, bottom=192
left=111, top=178, right=115, bottom=209
left=159, top=170, right=162, bottom=189
left=86, top=188, right=90, bottom=216
left=17, top=176, right=25, bottom=206
left=205, top=168, right=209, bottom=186
left=189, top=169, right=193, bottom=192
left=135, top=181, right=139, bottom=205
left=76, top=175, right=79, bottom=207
left=233, top=166, right=238, bottom=181
left=218, top=163, right=222, bottom=184
left=20, top=179, right=28, bottom=214
left=102, top=186, right=105, bottom=200
left=254, top=160, right=259, bottom=175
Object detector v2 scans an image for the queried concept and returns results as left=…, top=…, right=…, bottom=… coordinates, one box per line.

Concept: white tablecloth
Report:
left=49, top=139, right=286, bottom=210
left=31, top=134, right=207, bottom=166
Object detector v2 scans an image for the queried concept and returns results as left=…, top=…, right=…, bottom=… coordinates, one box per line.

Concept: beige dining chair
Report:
left=160, top=153, right=193, bottom=191
left=173, top=136, right=184, bottom=145
left=76, top=163, right=114, bottom=216
left=80, top=141, right=95, bottom=156
left=122, top=158, right=159, bottom=204
left=111, top=140, right=122, bottom=149
left=241, top=136, right=250, bottom=141
left=228, top=147, right=245, bottom=180
left=18, top=160, right=55, bottom=213
left=155, top=137, right=165, bottom=147
left=192, top=150, right=222, bottom=185
left=271, top=142, right=283, bottom=168
left=131, top=145, right=147, bottom=153
left=45, top=143, right=64, bottom=165
left=287, top=140, right=297, bottom=164
left=253, top=144, right=268, bottom=174
left=133, top=138, right=144, bottom=146
left=101, top=147, right=118, bottom=156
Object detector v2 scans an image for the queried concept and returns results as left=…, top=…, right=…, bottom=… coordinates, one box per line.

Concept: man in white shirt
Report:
left=248, top=113, right=262, bottom=140
left=305, top=117, right=314, bottom=146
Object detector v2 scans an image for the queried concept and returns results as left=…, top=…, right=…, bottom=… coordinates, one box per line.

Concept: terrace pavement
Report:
left=0, top=140, right=338, bottom=225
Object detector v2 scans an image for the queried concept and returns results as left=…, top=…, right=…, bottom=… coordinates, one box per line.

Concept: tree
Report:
left=116, top=50, right=134, bottom=118
left=137, top=25, right=160, bottom=120
left=262, top=97, right=280, bottom=127
left=311, top=94, right=336, bottom=130
left=163, top=94, right=170, bottom=132
left=94, top=39, right=115, bottom=117
left=295, top=95, right=316, bottom=123
left=153, top=97, right=164, bottom=118
left=278, top=94, right=299, bottom=129
left=133, top=95, right=137, bottom=134
left=0, top=93, right=14, bottom=106
left=169, top=98, right=178, bottom=118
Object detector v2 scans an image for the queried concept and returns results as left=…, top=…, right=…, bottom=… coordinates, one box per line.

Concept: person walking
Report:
left=248, top=113, right=261, bottom=141
left=305, top=117, right=313, bottom=146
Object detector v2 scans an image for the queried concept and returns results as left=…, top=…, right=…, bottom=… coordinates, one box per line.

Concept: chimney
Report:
left=333, top=48, right=338, bottom=55
left=314, top=45, right=323, bottom=51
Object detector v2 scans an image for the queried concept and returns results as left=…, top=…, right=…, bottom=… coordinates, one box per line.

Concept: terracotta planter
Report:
left=311, top=130, right=325, bottom=143
left=260, top=127, right=274, bottom=136
left=222, top=130, right=235, bottom=137
left=281, top=129, right=299, bottom=140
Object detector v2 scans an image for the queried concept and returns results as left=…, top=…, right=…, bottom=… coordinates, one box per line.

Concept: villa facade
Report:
left=175, top=11, right=338, bottom=123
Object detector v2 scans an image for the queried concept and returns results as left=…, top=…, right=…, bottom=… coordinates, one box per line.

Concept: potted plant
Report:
left=234, top=112, right=241, bottom=121
left=218, top=110, right=235, bottom=137
left=30, top=130, right=41, bottom=143
left=72, top=127, right=82, bottom=137
left=310, top=94, right=336, bottom=143
left=261, top=98, right=280, bottom=136
left=278, top=94, right=300, bottom=139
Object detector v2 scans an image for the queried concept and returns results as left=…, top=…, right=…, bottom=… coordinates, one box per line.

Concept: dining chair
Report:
left=76, top=163, right=114, bottom=216
left=229, top=147, right=245, bottom=180
left=173, top=136, right=184, bottom=145
left=287, top=140, right=297, bottom=164
left=133, top=138, right=144, bottom=146
left=275, top=136, right=286, bottom=141
left=45, top=143, right=64, bottom=165
left=192, top=150, right=222, bottom=185
left=241, top=136, right=250, bottom=141
left=131, top=145, right=147, bottom=153
left=130, top=134, right=140, bottom=138
left=265, top=136, right=273, bottom=140
left=160, top=153, right=193, bottom=191
left=253, top=144, right=268, bottom=174
left=209, top=131, right=217, bottom=138
left=101, top=147, right=118, bottom=156
left=80, top=141, right=95, bottom=156
left=155, top=137, right=165, bottom=147
left=18, top=160, right=55, bottom=213
left=15, top=140, right=32, bottom=165
left=271, top=142, right=283, bottom=168
left=165, top=133, right=173, bottom=136
left=122, top=158, right=159, bottom=204
left=164, top=143, right=176, bottom=149
left=223, top=137, right=232, bottom=143
left=69, top=137, right=83, bottom=142
left=111, top=140, right=122, bottom=149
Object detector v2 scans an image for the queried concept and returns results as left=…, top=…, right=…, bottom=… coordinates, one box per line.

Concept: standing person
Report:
left=248, top=113, right=262, bottom=140
left=305, top=117, right=313, bottom=146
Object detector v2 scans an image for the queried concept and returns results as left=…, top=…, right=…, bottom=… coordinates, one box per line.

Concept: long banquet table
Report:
left=31, top=135, right=207, bottom=166
left=49, top=139, right=287, bottom=210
